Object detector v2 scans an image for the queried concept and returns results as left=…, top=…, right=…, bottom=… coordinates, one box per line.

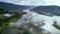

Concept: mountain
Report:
left=30, top=6, right=60, bottom=16
left=0, top=2, right=36, bottom=12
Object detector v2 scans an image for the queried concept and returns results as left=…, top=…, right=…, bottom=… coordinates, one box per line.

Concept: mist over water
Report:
left=2, top=10, right=60, bottom=34
left=23, top=10, right=60, bottom=34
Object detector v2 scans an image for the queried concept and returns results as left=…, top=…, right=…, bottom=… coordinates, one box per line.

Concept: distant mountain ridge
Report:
left=30, top=6, right=60, bottom=16
left=1, top=2, right=60, bottom=16
left=0, top=2, right=36, bottom=11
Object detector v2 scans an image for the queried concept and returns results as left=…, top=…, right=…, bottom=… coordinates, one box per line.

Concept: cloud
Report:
left=0, top=0, right=60, bottom=6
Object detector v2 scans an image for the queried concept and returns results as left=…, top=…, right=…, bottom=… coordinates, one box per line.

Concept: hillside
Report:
left=30, top=6, right=60, bottom=16
left=0, top=2, right=36, bottom=12
left=0, top=8, right=26, bottom=33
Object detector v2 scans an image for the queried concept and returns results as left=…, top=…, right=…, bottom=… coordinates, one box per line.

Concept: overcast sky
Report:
left=0, top=0, right=60, bottom=6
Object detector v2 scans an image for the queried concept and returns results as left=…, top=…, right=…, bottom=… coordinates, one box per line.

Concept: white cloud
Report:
left=0, top=0, right=60, bottom=6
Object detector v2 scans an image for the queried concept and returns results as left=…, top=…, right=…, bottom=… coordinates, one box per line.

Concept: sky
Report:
left=0, top=0, right=60, bottom=6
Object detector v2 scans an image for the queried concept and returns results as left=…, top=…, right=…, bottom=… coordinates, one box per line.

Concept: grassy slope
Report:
left=0, top=8, right=26, bottom=32
left=53, top=21, right=60, bottom=30
left=53, top=24, right=60, bottom=30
